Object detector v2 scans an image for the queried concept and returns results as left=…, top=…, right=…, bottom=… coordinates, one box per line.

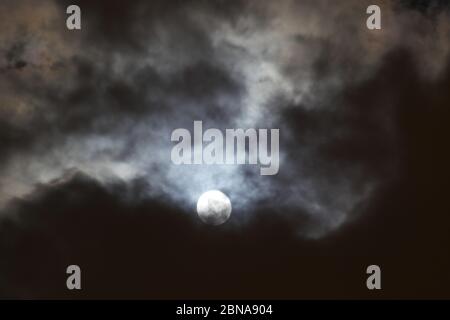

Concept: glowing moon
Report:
left=196, top=190, right=232, bottom=225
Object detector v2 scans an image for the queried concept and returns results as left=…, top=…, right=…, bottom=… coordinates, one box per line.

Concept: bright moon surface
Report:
left=196, top=190, right=232, bottom=225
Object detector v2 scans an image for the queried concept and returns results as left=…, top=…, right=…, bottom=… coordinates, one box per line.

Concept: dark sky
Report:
left=0, top=0, right=449, bottom=299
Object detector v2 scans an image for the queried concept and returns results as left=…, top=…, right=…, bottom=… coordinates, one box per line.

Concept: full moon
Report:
left=196, top=190, right=232, bottom=225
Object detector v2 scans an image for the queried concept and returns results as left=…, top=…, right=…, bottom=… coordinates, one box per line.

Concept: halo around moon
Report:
left=196, top=190, right=232, bottom=225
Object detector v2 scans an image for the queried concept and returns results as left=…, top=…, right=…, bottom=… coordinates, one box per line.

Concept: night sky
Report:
left=0, top=0, right=449, bottom=299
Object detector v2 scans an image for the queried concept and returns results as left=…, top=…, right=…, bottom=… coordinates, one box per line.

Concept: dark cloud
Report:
left=55, top=0, right=251, bottom=53
left=1, top=42, right=28, bottom=71
left=1, top=157, right=449, bottom=299
left=401, top=0, right=450, bottom=12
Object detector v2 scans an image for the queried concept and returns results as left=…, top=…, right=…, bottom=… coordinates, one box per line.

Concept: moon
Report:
left=196, top=190, right=232, bottom=225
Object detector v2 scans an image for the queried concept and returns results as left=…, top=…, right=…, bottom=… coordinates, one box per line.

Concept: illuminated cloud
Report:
left=0, top=0, right=448, bottom=239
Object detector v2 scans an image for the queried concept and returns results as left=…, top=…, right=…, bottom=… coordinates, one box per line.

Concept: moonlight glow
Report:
left=196, top=190, right=232, bottom=225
